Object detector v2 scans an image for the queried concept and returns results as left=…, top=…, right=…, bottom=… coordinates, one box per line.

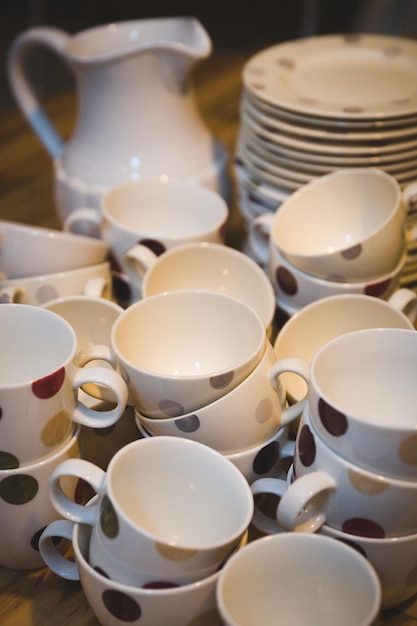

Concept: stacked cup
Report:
left=249, top=168, right=417, bottom=318
left=0, top=219, right=113, bottom=304
left=39, top=437, right=253, bottom=625
left=251, top=326, right=417, bottom=610
left=0, top=303, right=129, bottom=570
left=108, top=289, right=307, bottom=485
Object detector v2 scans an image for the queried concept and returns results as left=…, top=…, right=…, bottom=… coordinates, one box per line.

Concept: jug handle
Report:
left=7, top=27, right=71, bottom=158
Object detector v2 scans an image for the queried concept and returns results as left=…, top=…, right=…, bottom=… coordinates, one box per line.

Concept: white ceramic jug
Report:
left=8, top=17, right=230, bottom=223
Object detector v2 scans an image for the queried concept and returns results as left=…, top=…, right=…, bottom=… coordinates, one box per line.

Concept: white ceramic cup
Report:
left=39, top=504, right=247, bottom=626
left=216, top=532, right=381, bottom=626
left=0, top=261, right=112, bottom=305
left=0, top=304, right=128, bottom=468
left=134, top=340, right=306, bottom=453
left=250, top=167, right=411, bottom=280
left=0, top=425, right=81, bottom=570
left=274, top=407, right=417, bottom=538
left=306, top=327, right=417, bottom=481
left=110, top=290, right=267, bottom=417
left=268, top=240, right=408, bottom=313
left=273, top=292, right=416, bottom=404
left=319, top=523, right=417, bottom=611
left=63, top=178, right=229, bottom=305
left=141, top=241, right=276, bottom=333
left=43, top=295, right=123, bottom=403
left=48, top=436, right=253, bottom=587
left=0, top=218, right=108, bottom=279
left=135, top=414, right=295, bottom=486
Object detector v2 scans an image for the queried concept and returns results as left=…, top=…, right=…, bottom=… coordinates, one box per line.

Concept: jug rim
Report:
left=65, top=16, right=212, bottom=64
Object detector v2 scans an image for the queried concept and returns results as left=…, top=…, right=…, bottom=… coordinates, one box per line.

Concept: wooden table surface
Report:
left=1, top=49, right=417, bottom=625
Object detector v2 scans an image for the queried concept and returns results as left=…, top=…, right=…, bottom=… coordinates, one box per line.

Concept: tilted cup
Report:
left=0, top=261, right=112, bottom=305
left=273, top=292, right=416, bottom=404
left=250, top=167, right=409, bottom=281
left=268, top=240, right=408, bottom=313
left=110, top=290, right=267, bottom=417
left=134, top=340, right=307, bottom=453
left=0, top=304, right=128, bottom=468
left=141, top=241, right=276, bottom=334
left=216, top=533, right=381, bottom=626
left=307, top=327, right=417, bottom=480
left=0, top=218, right=108, bottom=279
left=48, top=436, right=254, bottom=587
left=63, top=178, right=229, bottom=306
left=276, top=407, right=417, bottom=538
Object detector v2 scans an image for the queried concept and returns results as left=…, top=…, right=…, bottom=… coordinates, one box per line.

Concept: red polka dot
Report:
left=342, top=518, right=385, bottom=539
left=32, top=368, right=65, bottom=399
left=102, top=589, right=142, bottom=621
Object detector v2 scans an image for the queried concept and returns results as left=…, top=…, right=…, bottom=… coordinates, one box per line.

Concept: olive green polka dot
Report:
left=156, top=541, right=198, bottom=562
left=0, top=474, right=38, bottom=504
left=0, top=451, right=19, bottom=470
left=100, top=495, right=119, bottom=539
left=398, top=433, right=417, bottom=467
left=41, top=411, right=72, bottom=446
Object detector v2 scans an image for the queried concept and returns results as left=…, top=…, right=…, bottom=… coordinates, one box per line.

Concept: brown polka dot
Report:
left=138, top=239, right=166, bottom=256
left=398, top=433, right=417, bottom=466
left=94, top=565, right=110, bottom=579
left=32, top=368, right=65, bottom=399
left=318, top=398, right=348, bottom=437
left=175, top=414, right=200, bottom=433
left=253, top=440, right=280, bottom=475
left=112, top=272, right=132, bottom=308
left=100, top=495, right=119, bottom=539
left=276, top=266, right=298, bottom=296
left=365, top=278, right=392, bottom=297
left=210, top=371, right=234, bottom=390
left=41, top=411, right=72, bottom=446
left=158, top=399, right=185, bottom=418
left=342, top=518, right=385, bottom=538
left=0, top=474, right=38, bottom=504
left=342, top=106, right=365, bottom=114
left=0, top=451, right=19, bottom=470
left=341, top=243, right=362, bottom=260
left=155, top=542, right=198, bottom=562
left=348, top=469, right=389, bottom=495
left=255, top=397, right=274, bottom=424
left=142, top=581, right=179, bottom=589
left=102, top=589, right=141, bottom=621
left=297, top=424, right=316, bottom=467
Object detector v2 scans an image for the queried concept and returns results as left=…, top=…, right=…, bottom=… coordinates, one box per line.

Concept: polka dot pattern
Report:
left=138, top=239, right=166, bottom=256
left=253, top=440, right=280, bottom=475
left=209, top=371, right=234, bottom=390
left=399, top=434, right=417, bottom=466
left=158, top=399, right=185, bottom=418
left=174, top=414, right=200, bottom=433
left=0, top=452, right=19, bottom=470
left=41, top=411, right=72, bottom=446
left=0, top=474, right=38, bottom=505
left=102, top=589, right=142, bottom=622
left=318, top=398, right=348, bottom=436
left=296, top=423, right=388, bottom=538
left=341, top=243, right=362, bottom=260
left=100, top=495, right=119, bottom=539
left=275, top=266, right=298, bottom=295
left=32, top=367, right=65, bottom=399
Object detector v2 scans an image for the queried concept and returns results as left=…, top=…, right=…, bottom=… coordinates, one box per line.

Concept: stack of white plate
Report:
left=234, top=33, right=417, bottom=290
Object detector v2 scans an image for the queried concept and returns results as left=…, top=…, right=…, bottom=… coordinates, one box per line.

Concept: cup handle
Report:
left=276, top=469, right=337, bottom=533
left=78, top=344, right=116, bottom=368
left=0, top=286, right=28, bottom=303
left=72, top=365, right=128, bottom=428
left=247, top=213, right=274, bottom=267
left=124, top=244, right=159, bottom=279
left=250, top=476, right=289, bottom=535
left=63, top=207, right=101, bottom=239
left=38, top=519, right=80, bottom=580
left=49, top=458, right=105, bottom=523
left=83, top=276, right=110, bottom=299
left=269, top=357, right=310, bottom=427
left=387, top=287, right=417, bottom=324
